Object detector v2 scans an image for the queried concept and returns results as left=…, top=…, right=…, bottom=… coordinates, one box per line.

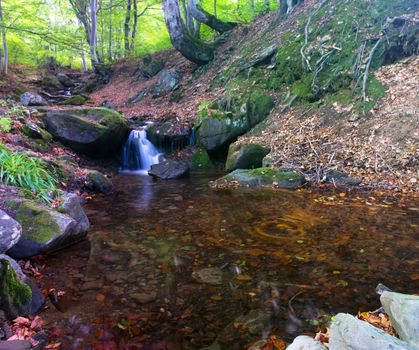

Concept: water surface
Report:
left=42, top=174, right=418, bottom=349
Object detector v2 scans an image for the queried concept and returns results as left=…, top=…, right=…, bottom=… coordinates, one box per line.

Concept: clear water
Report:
left=41, top=174, right=419, bottom=349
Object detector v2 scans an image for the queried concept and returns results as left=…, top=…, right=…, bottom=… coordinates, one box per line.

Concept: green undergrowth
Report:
left=0, top=144, right=59, bottom=203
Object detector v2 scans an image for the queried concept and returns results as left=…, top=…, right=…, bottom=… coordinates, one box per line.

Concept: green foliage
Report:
left=0, top=117, right=12, bottom=132
left=0, top=144, right=58, bottom=203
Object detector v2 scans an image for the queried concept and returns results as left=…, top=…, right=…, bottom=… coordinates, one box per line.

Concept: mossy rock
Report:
left=225, top=143, right=270, bottom=171
left=191, top=149, right=214, bottom=171
left=139, top=55, right=164, bottom=78
left=0, top=254, right=44, bottom=319
left=209, top=168, right=306, bottom=190
left=86, top=171, right=114, bottom=195
left=39, top=107, right=129, bottom=158
left=59, top=95, right=89, bottom=106
left=325, top=170, right=361, bottom=187
left=22, top=122, right=52, bottom=142
left=41, top=75, right=61, bottom=90
left=6, top=197, right=87, bottom=258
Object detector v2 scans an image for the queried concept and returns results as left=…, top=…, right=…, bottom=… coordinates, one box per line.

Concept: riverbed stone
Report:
left=6, top=198, right=86, bottom=258
left=39, top=107, right=129, bottom=157
left=0, top=254, right=44, bottom=319
left=86, top=170, right=114, bottom=195
left=210, top=168, right=306, bottom=190
left=286, top=336, right=326, bottom=350
left=148, top=160, right=189, bottom=179
left=132, top=291, right=157, bottom=304
left=225, top=142, right=270, bottom=171
left=20, top=92, right=47, bottom=107
left=380, top=291, right=419, bottom=347
left=329, top=313, right=416, bottom=350
left=325, top=170, right=361, bottom=187
left=192, top=267, right=223, bottom=285
left=152, top=69, right=180, bottom=97
left=0, top=210, right=22, bottom=254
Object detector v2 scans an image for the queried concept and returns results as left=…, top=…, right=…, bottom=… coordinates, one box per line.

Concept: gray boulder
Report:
left=139, top=55, right=164, bottom=78
left=148, top=160, right=189, bottom=179
left=40, top=107, right=129, bottom=157
left=197, top=90, right=274, bottom=152
left=57, top=73, right=75, bottom=88
left=86, top=170, right=114, bottom=195
left=325, top=170, right=361, bottom=187
left=210, top=168, right=306, bottom=190
left=59, top=192, right=90, bottom=234
left=152, top=69, right=180, bottom=97
left=0, top=210, right=22, bottom=253
left=329, top=313, right=416, bottom=350
left=20, top=92, right=47, bottom=107
left=380, top=291, right=419, bottom=348
left=225, top=143, right=270, bottom=171
left=286, top=336, right=326, bottom=350
left=0, top=254, right=45, bottom=319
left=6, top=197, right=88, bottom=259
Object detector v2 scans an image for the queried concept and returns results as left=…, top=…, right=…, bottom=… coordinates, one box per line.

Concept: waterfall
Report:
left=120, top=126, right=162, bottom=175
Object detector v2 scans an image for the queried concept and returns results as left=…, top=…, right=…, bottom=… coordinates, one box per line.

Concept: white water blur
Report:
left=120, top=125, right=163, bottom=175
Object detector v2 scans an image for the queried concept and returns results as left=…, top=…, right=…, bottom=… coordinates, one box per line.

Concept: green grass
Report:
left=0, top=144, right=59, bottom=203
left=0, top=117, right=12, bottom=132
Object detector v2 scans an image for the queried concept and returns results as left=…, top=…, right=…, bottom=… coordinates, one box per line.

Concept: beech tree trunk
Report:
left=0, top=0, right=8, bottom=75
left=162, top=0, right=214, bottom=65
left=188, top=0, right=236, bottom=34
left=90, top=0, right=99, bottom=63
left=124, top=0, right=132, bottom=55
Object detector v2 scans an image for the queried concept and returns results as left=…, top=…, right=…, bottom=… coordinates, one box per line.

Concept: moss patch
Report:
left=1, top=260, right=32, bottom=306
left=191, top=149, right=214, bottom=170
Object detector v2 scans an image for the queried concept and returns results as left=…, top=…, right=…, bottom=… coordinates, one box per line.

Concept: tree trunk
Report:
left=124, top=0, right=132, bottom=56
left=108, top=0, right=113, bottom=62
left=130, top=0, right=138, bottom=54
left=250, top=0, right=255, bottom=18
left=90, top=0, right=99, bottom=63
left=162, top=0, right=214, bottom=65
left=0, top=0, right=8, bottom=75
left=188, top=0, right=236, bottom=34
left=279, top=0, right=288, bottom=17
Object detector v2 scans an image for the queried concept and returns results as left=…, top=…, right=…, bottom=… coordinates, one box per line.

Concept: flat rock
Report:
left=329, top=313, right=416, bottom=350
left=380, top=291, right=419, bottom=348
left=192, top=267, right=223, bottom=285
left=0, top=210, right=22, bottom=253
left=286, top=335, right=326, bottom=350
left=148, top=160, right=189, bottom=180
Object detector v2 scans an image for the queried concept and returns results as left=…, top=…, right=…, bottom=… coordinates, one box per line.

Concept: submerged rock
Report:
left=152, top=69, right=180, bottom=97
left=210, top=168, right=306, bottom=190
left=192, top=267, right=223, bottom=285
left=148, top=160, right=189, bottom=180
left=286, top=336, right=326, bottom=350
left=0, top=254, right=44, bottom=319
left=40, top=107, right=129, bottom=157
left=86, top=171, right=114, bottom=195
left=6, top=197, right=88, bottom=259
left=0, top=210, right=22, bottom=254
left=225, top=143, right=270, bottom=171
left=20, top=92, right=47, bottom=107
left=380, top=291, right=419, bottom=348
left=329, top=313, right=416, bottom=350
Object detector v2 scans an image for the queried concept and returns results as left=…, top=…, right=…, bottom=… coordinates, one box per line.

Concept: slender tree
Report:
left=0, top=0, right=8, bottom=74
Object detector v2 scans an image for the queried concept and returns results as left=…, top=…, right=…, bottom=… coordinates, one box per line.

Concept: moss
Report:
left=59, top=95, right=88, bottom=106
left=2, top=260, right=32, bottom=306
left=191, top=149, right=214, bottom=170
left=8, top=199, right=60, bottom=243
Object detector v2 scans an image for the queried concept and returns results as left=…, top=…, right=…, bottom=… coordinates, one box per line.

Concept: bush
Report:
left=0, top=117, right=12, bottom=132
left=0, top=145, right=58, bottom=203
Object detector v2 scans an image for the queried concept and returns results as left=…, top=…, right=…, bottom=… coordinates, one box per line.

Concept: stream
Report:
left=40, top=173, right=418, bottom=349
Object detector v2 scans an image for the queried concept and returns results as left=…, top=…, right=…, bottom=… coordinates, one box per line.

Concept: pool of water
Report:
left=41, top=173, right=418, bottom=349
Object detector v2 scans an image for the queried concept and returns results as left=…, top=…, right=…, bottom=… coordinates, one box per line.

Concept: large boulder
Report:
left=380, top=291, right=419, bottom=348
left=225, top=143, right=270, bottom=171
left=86, top=170, right=114, bottom=195
left=20, top=92, right=47, bottom=107
left=146, top=121, right=191, bottom=152
left=57, top=73, right=75, bottom=88
left=196, top=90, right=274, bottom=153
left=0, top=254, right=44, bottom=319
left=0, top=210, right=22, bottom=253
left=139, top=55, right=164, bottom=78
left=6, top=196, right=88, bottom=259
left=148, top=160, right=189, bottom=179
left=329, top=313, right=415, bottom=350
left=210, top=168, right=306, bottom=190
left=40, top=107, right=129, bottom=157
left=152, top=69, right=180, bottom=98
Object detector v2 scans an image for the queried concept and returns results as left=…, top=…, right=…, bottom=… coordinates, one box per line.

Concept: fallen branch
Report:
left=362, top=38, right=382, bottom=108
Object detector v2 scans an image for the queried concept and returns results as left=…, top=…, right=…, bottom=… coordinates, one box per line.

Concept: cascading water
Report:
left=120, top=125, right=162, bottom=175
